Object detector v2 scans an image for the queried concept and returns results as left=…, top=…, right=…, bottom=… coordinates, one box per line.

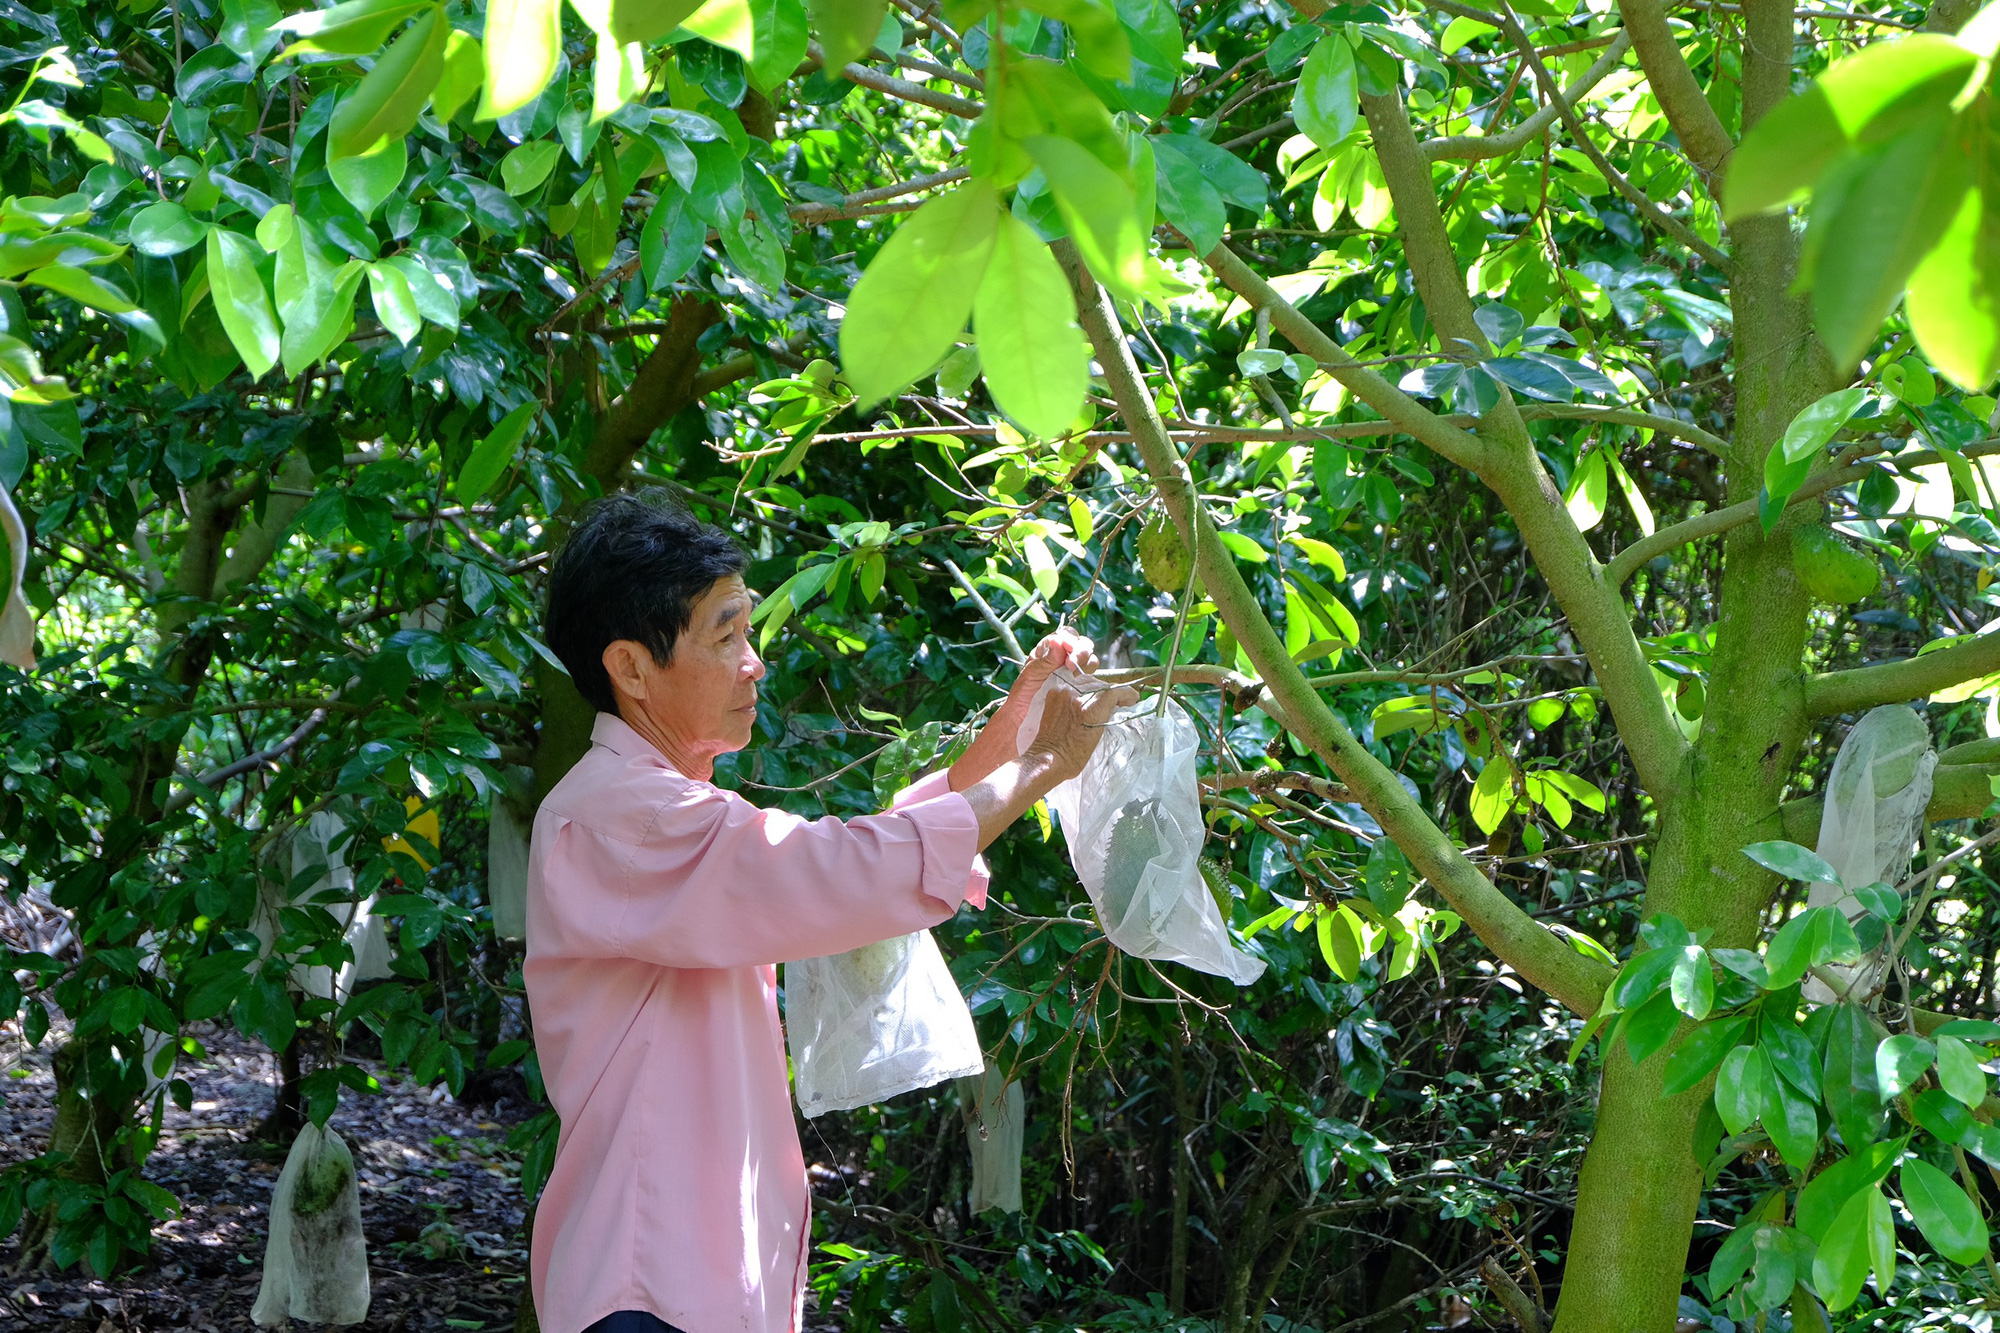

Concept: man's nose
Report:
left=744, top=645, right=767, bottom=682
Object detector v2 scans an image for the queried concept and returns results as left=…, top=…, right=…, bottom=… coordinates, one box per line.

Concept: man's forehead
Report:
left=703, top=576, right=753, bottom=623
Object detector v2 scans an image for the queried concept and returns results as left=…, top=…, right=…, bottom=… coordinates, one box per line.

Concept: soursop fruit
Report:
left=837, top=938, right=907, bottom=993
left=1792, top=523, right=1879, bottom=604
left=1099, top=799, right=1168, bottom=930
left=1137, top=515, right=1192, bottom=593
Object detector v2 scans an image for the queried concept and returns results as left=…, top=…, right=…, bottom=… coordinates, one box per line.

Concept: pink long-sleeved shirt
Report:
left=524, top=714, right=989, bottom=1333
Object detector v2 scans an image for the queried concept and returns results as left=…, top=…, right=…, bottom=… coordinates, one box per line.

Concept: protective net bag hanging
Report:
left=785, top=929, right=986, bottom=1118
left=252, top=1122, right=371, bottom=1326
left=1022, top=674, right=1266, bottom=985
left=956, top=1061, right=1024, bottom=1215
left=1806, top=704, right=1936, bottom=1000
left=487, top=788, right=530, bottom=942
left=270, top=811, right=393, bottom=1004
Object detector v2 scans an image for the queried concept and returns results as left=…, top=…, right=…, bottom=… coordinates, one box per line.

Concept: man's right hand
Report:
left=1025, top=680, right=1138, bottom=782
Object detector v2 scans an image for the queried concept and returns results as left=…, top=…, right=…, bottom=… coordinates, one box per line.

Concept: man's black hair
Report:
left=544, top=489, right=748, bottom=714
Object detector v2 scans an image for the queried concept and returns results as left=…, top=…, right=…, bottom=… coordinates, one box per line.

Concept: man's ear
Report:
left=602, top=640, right=650, bottom=704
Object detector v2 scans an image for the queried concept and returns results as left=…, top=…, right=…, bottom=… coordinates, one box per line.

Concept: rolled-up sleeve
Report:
left=892, top=770, right=989, bottom=912
left=534, top=760, right=988, bottom=970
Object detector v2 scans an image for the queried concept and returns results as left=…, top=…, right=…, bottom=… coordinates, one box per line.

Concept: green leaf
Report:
left=1439, top=14, right=1497, bottom=53
left=329, top=5, right=448, bottom=159
left=1723, top=84, right=1844, bottom=220
left=839, top=180, right=999, bottom=406
left=23, top=264, right=138, bottom=315
left=255, top=203, right=297, bottom=253
left=1742, top=840, right=1842, bottom=884
left=205, top=227, right=280, bottom=380
left=810, top=0, right=891, bottom=68
left=1824, top=1002, right=1889, bottom=1152
left=1024, top=533, right=1059, bottom=599
left=1670, top=945, right=1715, bottom=1021
left=367, top=262, right=422, bottom=345
left=1812, top=1183, right=1885, bottom=1310
left=1621, top=989, right=1681, bottom=1066
left=1762, top=1024, right=1822, bottom=1102
left=1908, top=184, right=2000, bottom=391
left=973, top=212, right=1087, bottom=438
left=479, top=0, right=563, bottom=119
left=1564, top=449, right=1608, bottom=532
left=129, top=201, right=206, bottom=257
left=1811, top=117, right=1971, bottom=372
left=1913, top=1087, right=1973, bottom=1143
left=1777, top=388, right=1868, bottom=467
left=1762, top=1068, right=1820, bottom=1169
left=278, top=0, right=431, bottom=54
left=1765, top=906, right=1837, bottom=989
left=1292, top=33, right=1357, bottom=150
left=1716, top=1043, right=1771, bottom=1136
left=1025, top=134, right=1150, bottom=305
left=456, top=402, right=538, bottom=501
left=1819, top=33, right=1979, bottom=137
left=329, top=136, right=409, bottom=220
left=501, top=139, right=562, bottom=195
left=750, top=0, right=811, bottom=91
left=279, top=259, right=366, bottom=379
left=1708, top=1221, right=1761, bottom=1296
left=1901, top=1157, right=1988, bottom=1265
left=1875, top=1032, right=1935, bottom=1099
left=432, top=29, right=484, bottom=121
left=1152, top=139, right=1227, bottom=254
left=1316, top=905, right=1361, bottom=980
left=1797, top=1140, right=1901, bottom=1242
left=1033, top=0, right=1132, bottom=81
left=1935, top=1033, right=1988, bottom=1109
left=1468, top=754, right=1515, bottom=836
left=1662, top=1015, right=1752, bottom=1096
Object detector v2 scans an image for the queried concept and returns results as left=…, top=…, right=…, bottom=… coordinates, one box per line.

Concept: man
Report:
left=528, top=491, right=1130, bottom=1333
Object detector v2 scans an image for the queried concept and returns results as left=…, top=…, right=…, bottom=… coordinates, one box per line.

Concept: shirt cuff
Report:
left=892, top=777, right=989, bottom=912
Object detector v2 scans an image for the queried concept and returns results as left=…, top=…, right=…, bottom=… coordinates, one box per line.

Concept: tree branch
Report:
left=1805, top=633, right=2000, bottom=718
left=1613, top=0, right=1735, bottom=176
left=1421, top=32, right=1633, bottom=162
left=940, top=557, right=1026, bottom=663
left=1459, top=1, right=1734, bottom=272
left=807, top=42, right=984, bottom=118
left=212, top=454, right=318, bottom=598
left=1526, top=405, right=1730, bottom=457
left=1359, top=86, right=1492, bottom=361
left=1065, top=242, right=1610, bottom=1017
left=789, top=168, right=971, bottom=225
left=582, top=294, right=718, bottom=490
left=1203, top=243, right=1692, bottom=802
left=1203, top=247, right=1493, bottom=473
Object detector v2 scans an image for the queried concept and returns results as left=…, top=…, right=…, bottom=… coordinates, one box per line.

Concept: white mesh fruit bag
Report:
left=957, top=1060, right=1024, bottom=1214
left=786, top=929, right=985, bottom=1118
left=487, top=790, right=530, bottom=942
left=1806, top=704, right=1936, bottom=1000
left=252, top=1122, right=371, bottom=1326
left=1023, top=675, right=1265, bottom=984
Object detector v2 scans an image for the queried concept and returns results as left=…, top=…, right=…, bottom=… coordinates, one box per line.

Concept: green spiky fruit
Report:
left=838, top=938, right=905, bottom=992
left=1100, top=799, right=1167, bottom=929
left=292, top=1133, right=357, bottom=1217
left=1792, top=523, right=1879, bottom=604
left=1137, top=515, right=1192, bottom=593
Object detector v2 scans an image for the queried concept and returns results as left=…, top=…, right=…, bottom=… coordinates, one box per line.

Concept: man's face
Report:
left=604, top=574, right=767, bottom=762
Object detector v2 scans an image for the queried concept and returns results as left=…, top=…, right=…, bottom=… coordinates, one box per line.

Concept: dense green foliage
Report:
left=11, top=0, right=2000, bottom=1328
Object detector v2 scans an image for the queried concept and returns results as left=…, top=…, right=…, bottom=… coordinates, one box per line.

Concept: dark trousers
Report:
left=582, top=1314, right=688, bottom=1333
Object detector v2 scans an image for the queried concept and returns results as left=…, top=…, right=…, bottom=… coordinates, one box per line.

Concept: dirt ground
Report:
left=0, top=1022, right=536, bottom=1333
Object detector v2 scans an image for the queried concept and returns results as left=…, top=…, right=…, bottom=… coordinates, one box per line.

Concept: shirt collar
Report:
left=591, top=712, right=653, bottom=759
left=590, top=712, right=697, bottom=779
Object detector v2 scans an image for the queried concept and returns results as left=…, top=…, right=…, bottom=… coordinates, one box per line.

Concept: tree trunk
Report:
left=12, top=1035, right=145, bottom=1273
